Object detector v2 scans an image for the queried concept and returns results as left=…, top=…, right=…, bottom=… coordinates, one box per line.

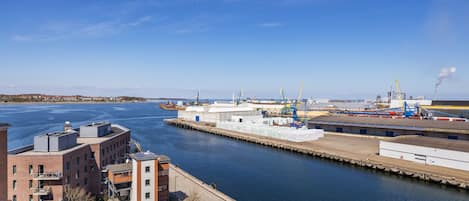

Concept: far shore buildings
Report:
left=1, top=123, right=10, bottom=201
left=7, top=122, right=130, bottom=201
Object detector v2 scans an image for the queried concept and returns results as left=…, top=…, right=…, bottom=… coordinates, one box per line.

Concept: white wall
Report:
left=380, top=141, right=469, bottom=171
left=178, top=110, right=261, bottom=123
left=131, top=160, right=157, bottom=201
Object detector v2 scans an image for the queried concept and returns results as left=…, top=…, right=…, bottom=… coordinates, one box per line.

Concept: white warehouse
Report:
left=379, top=136, right=469, bottom=171
left=178, top=104, right=262, bottom=123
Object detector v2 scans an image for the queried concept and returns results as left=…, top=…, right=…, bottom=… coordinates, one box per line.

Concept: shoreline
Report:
left=164, top=118, right=469, bottom=190
left=0, top=101, right=147, bottom=105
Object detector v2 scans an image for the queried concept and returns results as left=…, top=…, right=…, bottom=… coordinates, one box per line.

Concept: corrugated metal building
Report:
left=178, top=106, right=262, bottom=123
left=380, top=136, right=469, bottom=171
left=308, top=115, right=469, bottom=140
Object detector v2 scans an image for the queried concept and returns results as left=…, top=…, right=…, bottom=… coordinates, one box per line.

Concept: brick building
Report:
left=0, top=123, right=10, bottom=201
left=7, top=122, right=131, bottom=201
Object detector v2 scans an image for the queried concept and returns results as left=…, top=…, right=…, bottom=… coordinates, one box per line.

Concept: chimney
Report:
left=64, top=121, right=73, bottom=132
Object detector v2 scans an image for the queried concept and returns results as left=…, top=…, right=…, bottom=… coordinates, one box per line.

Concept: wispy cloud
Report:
left=128, top=16, right=152, bottom=26
left=11, top=16, right=153, bottom=42
left=259, top=22, right=283, bottom=28
left=11, top=35, right=33, bottom=42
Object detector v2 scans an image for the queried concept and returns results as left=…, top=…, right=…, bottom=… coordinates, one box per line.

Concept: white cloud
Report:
left=11, top=16, right=153, bottom=42
left=259, top=22, right=283, bottom=28
left=11, top=35, right=32, bottom=42
left=128, top=16, right=152, bottom=26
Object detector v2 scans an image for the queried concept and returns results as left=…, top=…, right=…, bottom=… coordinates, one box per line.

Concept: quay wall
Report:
left=165, top=118, right=469, bottom=190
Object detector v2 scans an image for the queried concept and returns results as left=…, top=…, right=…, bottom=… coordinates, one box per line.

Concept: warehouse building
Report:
left=178, top=105, right=262, bottom=123
left=308, top=115, right=469, bottom=140
left=380, top=136, right=469, bottom=171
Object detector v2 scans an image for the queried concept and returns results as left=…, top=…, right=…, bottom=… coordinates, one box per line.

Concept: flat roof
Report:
left=387, top=136, right=469, bottom=153
left=82, top=121, right=111, bottom=127
left=77, top=125, right=129, bottom=144
left=309, top=115, right=469, bottom=134
left=107, top=163, right=132, bottom=174
left=130, top=151, right=170, bottom=163
left=9, top=143, right=89, bottom=156
left=39, top=131, right=77, bottom=137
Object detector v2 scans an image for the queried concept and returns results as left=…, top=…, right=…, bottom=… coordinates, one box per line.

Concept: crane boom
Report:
left=296, top=82, right=304, bottom=108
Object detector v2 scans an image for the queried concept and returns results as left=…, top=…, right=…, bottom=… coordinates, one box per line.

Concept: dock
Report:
left=165, top=118, right=469, bottom=190
left=169, top=164, right=236, bottom=201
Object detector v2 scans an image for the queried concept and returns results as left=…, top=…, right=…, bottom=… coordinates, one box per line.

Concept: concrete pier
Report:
left=169, top=164, right=235, bottom=201
left=165, top=118, right=469, bottom=190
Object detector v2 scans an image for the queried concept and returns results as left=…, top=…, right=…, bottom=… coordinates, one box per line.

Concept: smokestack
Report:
left=433, top=67, right=456, bottom=100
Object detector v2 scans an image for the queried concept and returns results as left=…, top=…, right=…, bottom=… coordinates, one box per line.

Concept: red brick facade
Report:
left=0, top=127, right=8, bottom=201
left=8, top=145, right=92, bottom=201
left=7, top=124, right=131, bottom=201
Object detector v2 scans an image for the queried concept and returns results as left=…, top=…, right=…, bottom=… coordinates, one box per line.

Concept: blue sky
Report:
left=1, top=0, right=468, bottom=99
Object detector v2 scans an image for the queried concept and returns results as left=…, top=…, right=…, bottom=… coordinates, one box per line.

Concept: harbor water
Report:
left=1, top=103, right=468, bottom=201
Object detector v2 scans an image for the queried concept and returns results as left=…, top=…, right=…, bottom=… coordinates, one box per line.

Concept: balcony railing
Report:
left=32, top=172, right=63, bottom=180
left=31, top=187, right=51, bottom=195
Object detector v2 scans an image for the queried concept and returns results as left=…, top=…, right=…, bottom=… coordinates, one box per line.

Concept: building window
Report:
left=29, top=180, right=33, bottom=188
left=66, top=161, right=70, bottom=170
left=38, top=164, right=44, bottom=174
left=12, top=165, right=16, bottom=175
left=76, top=157, right=80, bottom=165
left=448, top=135, right=459, bottom=140
left=66, top=176, right=70, bottom=184
left=84, top=154, right=88, bottom=161
left=84, top=166, right=88, bottom=173
left=145, top=166, right=150, bottom=173
left=29, top=195, right=33, bottom=201
left=145, top=192, right=150, bottom=199
left=76, top=171, right=80, bottom=179
left=145, top=179, right=150, bottom=186
left=336, top=127, right=343, bottom=133
left=13, top=180, right=16, bottom=190
left=385, top=131, right=395, bottom=137
left=315, top=125, right=321, bottom=129
left=12, top=195, right=16, bottom=201
left=91, top=152, right=95, bottom=159
left=84, top=178, right=88, bottom=185
left=29, top=165, right=33, bottom=175
left=360, top=129, right=367, bottom=134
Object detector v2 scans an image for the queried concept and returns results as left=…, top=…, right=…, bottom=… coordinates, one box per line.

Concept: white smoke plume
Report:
left=433, top=67, right=456, bottom=99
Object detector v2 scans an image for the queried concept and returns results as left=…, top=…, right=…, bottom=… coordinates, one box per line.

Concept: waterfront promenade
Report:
left=165, top=118, right=469, bottom=190
left=169, top=164, right=236, bottom=201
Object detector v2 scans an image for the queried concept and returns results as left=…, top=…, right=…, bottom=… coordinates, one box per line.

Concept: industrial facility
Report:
left=308, top=115, right=469, bottom=140
left=380, top=136, right=469, bottom=171
left=178, top=103, right=262, bottom=123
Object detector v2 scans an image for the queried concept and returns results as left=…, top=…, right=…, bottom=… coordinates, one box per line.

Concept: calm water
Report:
left=1, top=103, right=468, bottom=201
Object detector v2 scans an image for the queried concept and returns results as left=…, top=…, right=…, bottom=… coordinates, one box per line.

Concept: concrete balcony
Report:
left=31, top=187, right=51, bottom=195
left=32, top=172, right=63, bottom=180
